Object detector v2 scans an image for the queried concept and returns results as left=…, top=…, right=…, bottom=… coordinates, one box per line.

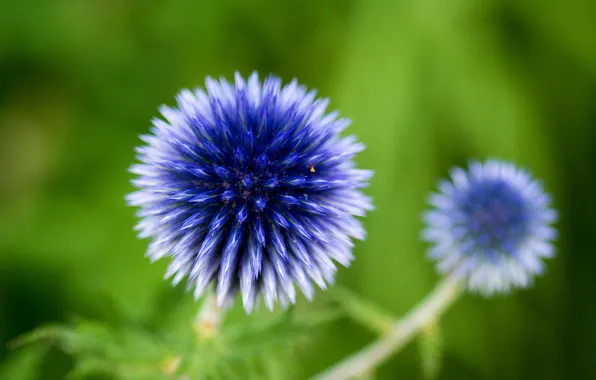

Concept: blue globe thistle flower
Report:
left=127, top=72, right=373, bottom=312
left=422, top=160, right=557, bottom=295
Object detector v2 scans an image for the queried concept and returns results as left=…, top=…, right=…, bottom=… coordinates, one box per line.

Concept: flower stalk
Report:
left=194, top=292, right=225, bottom=341
left=311, top=276, right=462, bottom=380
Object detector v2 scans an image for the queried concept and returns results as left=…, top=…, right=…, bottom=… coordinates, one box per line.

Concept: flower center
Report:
left=457, top=179, right=530, bottom=254
left=208, top=162, right=282, bottom=212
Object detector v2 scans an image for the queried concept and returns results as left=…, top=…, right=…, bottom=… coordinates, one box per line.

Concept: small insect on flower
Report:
left=127, top=72, right=373, bottom=313
left=422, top=160, right=557, bottom=295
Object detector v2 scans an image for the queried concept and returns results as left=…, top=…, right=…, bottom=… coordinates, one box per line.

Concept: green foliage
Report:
left=12, top=319, right=168, bottom=379
left=9, top=302, right=342, bottom=380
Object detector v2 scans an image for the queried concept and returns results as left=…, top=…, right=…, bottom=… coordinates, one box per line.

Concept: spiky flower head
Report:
left=127, top=72, right=373, bottom=313
left=422, top=160, right=557, bottom=295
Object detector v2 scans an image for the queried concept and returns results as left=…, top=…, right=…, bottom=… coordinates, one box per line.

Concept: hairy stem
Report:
left=311, top=277, right=462, bottom=380
left=194, top=291, right=225, bottom=340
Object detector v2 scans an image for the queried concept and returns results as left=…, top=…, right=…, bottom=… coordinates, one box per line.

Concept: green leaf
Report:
left=181, top=307, right=342, bottom=379
left=10, top=302, right=341, bottom=380
left=418, top=320, right=443, bottom=380
left=10, top=322, right=107, bottom=355
left=11, top=317, right=172, bottom=379
left=331, top=286, right=395, bottom=335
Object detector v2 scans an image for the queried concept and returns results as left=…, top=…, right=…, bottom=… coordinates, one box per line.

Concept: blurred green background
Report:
left=1, top=0, right=595, bottom=379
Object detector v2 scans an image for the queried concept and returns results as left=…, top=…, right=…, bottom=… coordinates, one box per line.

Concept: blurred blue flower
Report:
left=423, top=160, right=557, bottom=295
left=128, top=72, right=373, bottom=312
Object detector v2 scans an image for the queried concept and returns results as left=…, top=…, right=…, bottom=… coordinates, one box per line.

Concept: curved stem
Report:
left=311, top=277, right=462, bottom=380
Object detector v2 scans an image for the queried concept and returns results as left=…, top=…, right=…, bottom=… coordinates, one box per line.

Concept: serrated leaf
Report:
left=176, top=307, right=341, bottom=380
left=11, top=301, right=340, bottom=380
left=12, top=317, right=175, bottom=379
left=331, top=286, right=395, bottom=335
left=10, top=323, right=103, bottom=354
left=224, top=307, right=341, bottom=356
left=418, top=320, right=443, bottom=380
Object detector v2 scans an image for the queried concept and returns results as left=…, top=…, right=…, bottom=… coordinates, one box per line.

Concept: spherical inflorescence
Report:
left=127, top=72, right=373, bottom=312
left=422, top=160, right=557, bottom=295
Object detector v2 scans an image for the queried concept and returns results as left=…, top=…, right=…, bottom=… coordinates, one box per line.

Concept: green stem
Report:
left=194, top=291, right=225, bottom=340
left=311, top=276, right=462, bottom=380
